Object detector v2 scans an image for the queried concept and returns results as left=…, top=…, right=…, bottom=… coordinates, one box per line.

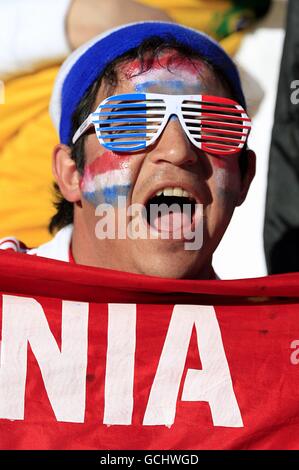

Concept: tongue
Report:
left=152, top=206, right=191, bottom=233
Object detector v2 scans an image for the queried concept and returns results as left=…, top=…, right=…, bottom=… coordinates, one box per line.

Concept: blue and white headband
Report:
left=49, top=21, right=246, bottom=145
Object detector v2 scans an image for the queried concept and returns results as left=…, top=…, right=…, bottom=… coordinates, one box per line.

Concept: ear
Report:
left=236, top=149, right=256, bottom=206
left=52, top=144, right=81, bottom=202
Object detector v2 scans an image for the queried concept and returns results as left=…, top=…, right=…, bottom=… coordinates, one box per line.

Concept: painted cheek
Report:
left=210, top=156, right=240, bottom=170
left=80, top=151, right=133, bottom=207
left=210, top=157, right=227, bottom=170
left=211, top=157, right=241, bottom=196
left=213, top=167, right=240, bottom=204
left=216, top=187, right=239, bottom=208
left=213, top=168, right=229, bottom=189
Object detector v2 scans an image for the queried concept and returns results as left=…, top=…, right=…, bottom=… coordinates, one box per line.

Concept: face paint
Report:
left=132, top=68, right=203, bottom=94
left=212, top=166, right=240, bottom=207
left=80, top=151, right=132, bottom=207
left=134, top=79, right=200, bottom=93
left=213, top=167, right=230, bottom=189
left=119, top=52, right=208, bottom=95
left=122, top=53, right=204, bottom=80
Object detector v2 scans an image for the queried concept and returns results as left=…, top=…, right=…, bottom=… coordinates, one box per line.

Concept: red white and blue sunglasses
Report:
left=72, top=93, right=251, bottom=155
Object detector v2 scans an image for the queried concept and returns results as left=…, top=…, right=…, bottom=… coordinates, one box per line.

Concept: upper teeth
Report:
left=155, top=187, right=192, bottom=198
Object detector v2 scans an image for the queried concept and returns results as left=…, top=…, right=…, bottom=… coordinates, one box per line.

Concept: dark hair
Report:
left=49, top=35, right=248, bottom=233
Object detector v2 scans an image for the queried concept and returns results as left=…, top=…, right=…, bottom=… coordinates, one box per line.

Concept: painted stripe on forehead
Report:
left=134, top=79, right=201, bottom=93
left=120, top=53, right=205, bottom=78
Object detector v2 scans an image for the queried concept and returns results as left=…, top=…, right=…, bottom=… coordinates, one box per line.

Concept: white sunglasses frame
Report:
left=72, top=92, right=251, bottom=155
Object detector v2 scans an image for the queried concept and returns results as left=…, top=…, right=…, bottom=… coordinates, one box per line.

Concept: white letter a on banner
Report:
left=143, top=305, right=243, bottom=427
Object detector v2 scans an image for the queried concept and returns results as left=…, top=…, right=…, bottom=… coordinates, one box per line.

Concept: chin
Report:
left=135, top=249, right=205, bottom=279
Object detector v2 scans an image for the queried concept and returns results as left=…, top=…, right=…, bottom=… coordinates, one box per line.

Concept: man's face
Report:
left=76, top=51, right=251, bottom=278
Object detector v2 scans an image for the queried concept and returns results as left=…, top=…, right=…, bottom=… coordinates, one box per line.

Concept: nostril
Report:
left=148, top=118, right=198, bottom=166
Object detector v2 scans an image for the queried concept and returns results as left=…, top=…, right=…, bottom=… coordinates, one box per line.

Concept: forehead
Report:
left=96, top=50, right=232, bottom=105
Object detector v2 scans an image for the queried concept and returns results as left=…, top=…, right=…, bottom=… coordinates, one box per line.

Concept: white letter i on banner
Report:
left=104, top=304, right=136, bottom=425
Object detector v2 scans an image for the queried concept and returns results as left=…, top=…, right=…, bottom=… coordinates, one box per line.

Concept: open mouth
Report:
left=145, top=188, right=197, bottom=235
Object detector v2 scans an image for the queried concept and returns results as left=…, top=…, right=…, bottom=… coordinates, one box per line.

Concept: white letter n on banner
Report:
left=0, top=295, right=89, bottom=422
left=143, top=305, right=243, bottom=428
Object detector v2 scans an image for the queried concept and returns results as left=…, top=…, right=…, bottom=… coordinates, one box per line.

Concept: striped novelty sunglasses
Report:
left=72, top=93, right=251, bottom=155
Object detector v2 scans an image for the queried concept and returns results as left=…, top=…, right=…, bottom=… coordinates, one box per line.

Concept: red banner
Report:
left=1, top=251, right=299, bottom=450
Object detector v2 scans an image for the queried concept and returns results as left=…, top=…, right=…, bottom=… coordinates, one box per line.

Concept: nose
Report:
left=148, top=116, right=198, bottom=167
